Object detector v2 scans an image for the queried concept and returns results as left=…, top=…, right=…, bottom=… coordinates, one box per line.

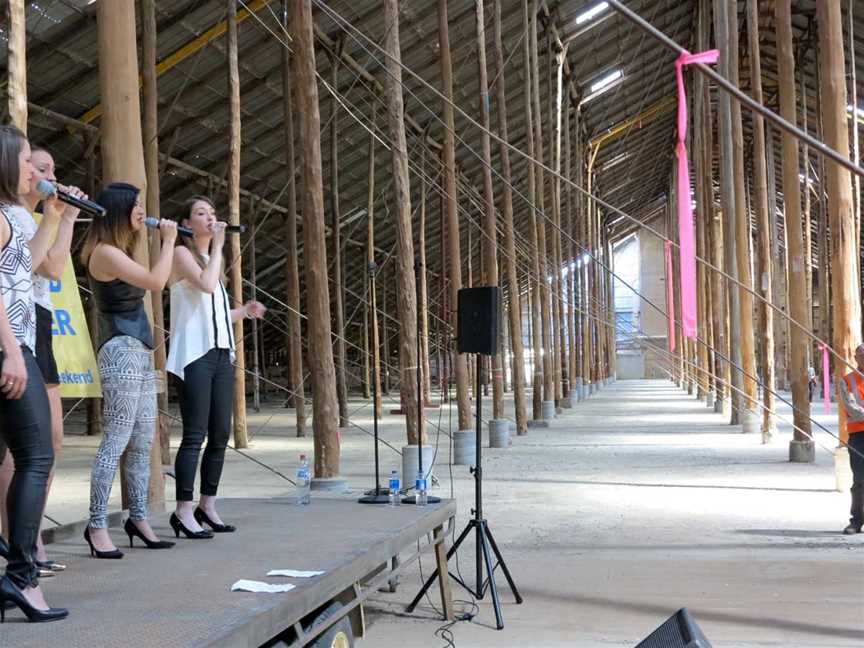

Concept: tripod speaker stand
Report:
left=406, top=287, right=522, bottom=629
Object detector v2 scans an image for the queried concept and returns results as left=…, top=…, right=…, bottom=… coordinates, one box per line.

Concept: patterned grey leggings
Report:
left=89, top=336, right=157, bottom=528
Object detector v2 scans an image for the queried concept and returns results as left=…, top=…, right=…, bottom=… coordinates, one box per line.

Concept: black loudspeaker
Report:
left=635, top=608, right=713, bottom=648
left=457, top=286, right=500, bottom=356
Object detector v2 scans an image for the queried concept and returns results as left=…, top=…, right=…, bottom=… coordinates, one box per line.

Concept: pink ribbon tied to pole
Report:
left=820, top=343, right=830, bottom=414
left=675, top=49, right=719, bottom=340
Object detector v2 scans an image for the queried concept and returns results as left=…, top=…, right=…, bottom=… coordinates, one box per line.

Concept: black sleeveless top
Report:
left=89, top=276, right=154, bottom=350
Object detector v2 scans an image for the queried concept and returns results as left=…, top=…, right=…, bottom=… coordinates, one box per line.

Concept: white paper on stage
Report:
left=230, top=579, right=296, bottom=593
left=266, top=569, right=325, bottom=578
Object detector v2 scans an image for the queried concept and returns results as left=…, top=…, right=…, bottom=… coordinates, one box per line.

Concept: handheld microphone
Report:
left=144, top=217, right=193, bottom=238
left=224, top=224, right=246, bottom=234
left=36, top=180, right=106, bottom=217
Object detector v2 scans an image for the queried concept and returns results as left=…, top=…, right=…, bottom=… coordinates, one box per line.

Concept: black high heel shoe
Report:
left=169, top=513, right=213, bottom=539
left=124, top=519, right=175, bottom=549
left=194, top=507, right=236, bottom=533
left=0, top=576, right=68, bottom=623
left=83, top=527, right=123, bottom=559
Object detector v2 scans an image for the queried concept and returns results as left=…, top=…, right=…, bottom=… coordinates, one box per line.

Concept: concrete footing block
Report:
left=489, top=419, right=510, bottom=448
left=559, top=397, right=573, bottom=409
left=789, top=440, right=816, bottom=463
left=310, top=477, right=348, bottom=492
left=401, top=445, right=435, bottom=484
left=713, top=398, right=724, bottom=414
left=835, top=446, right=853, bottom=492
left=705, top=392, right=715, bottom=409
left=541, top=400, right=557, bottom=420
left=575, top=378, right=584, bottom=401
left=742, top=409, right=760, bottom=435
left=453, top=430, right=475, bottom=467
left=527, top=419, right=549, bottom=428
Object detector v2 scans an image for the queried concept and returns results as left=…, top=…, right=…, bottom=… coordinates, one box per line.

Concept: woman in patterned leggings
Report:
left=80, top=183, right=177, bottom=558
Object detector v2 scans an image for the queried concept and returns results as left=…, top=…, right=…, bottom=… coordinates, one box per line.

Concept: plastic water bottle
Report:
left=415, top=470, right=428, bottom=507
left=296, top=454, right=311, bottom=505
left=388, top=470, right=401, bottom=506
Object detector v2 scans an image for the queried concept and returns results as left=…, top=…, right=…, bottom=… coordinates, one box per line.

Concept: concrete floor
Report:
left=45, top=379, right=864, bottom=647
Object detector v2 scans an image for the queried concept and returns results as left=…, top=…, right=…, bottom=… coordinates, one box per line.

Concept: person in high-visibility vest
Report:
left=838, top=343, right=864, bottom=535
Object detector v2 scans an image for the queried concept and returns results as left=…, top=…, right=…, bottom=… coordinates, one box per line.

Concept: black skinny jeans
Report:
left=0, top=348, right=53, bottom=589
left=175, top=348, right=233, bottom=502
left=849, top=432, right=864, bottom=527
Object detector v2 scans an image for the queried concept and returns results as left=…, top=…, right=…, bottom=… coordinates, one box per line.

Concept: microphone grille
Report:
left=144, top=217, right=160, bottom=229
left=36, top=179, right=56, bottom=198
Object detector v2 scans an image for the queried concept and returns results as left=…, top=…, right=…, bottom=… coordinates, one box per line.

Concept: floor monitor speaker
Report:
left=635, top=608, right=712, bottom=648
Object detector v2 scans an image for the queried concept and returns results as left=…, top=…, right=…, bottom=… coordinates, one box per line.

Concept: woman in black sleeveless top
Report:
left=81, top=183, right=177, bottom=558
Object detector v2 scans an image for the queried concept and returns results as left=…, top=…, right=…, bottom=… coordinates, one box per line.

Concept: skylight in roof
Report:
left=576, top=2, right=610, bottom=25
left=590, top=69, right=623, bottom=94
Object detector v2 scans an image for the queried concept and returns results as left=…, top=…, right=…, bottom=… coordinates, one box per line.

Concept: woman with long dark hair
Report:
left=81, top=182, right=177, bottom=557
left=0, top=146, right=86, bottom=576
left=0, top=124, right=67, bottom=622
left=166, top=196, right=264, bottom=538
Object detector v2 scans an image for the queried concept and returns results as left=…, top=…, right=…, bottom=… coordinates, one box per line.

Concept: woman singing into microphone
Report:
left=0, top=146, right=85, bottom=576
left=0, top=125, right=67, bottom=622
left=81, top=182, right=177, bottom=558
left=166, top=196, right=264, bottom=538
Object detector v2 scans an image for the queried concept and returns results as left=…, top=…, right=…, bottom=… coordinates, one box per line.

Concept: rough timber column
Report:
left=142, top=0, right=171, bottom=463
left=383, top=0, right=423, bottom=446
left=530, top=0, right=556, bottom=417
left=97, top=0, right=162, bottom=505
left=281, top=0, right=306, bottom=437
left=328, top=49, right=349, bottom=430
left=777, top=0, right=814, bottom=462
left=728, top=0, right=758, bottom=432
left=492, top=0, right=528, bottom=434
left=5, top=0, right=26, bottom=130
left=554, top=45, right=570, bottom=401
left=565, top=98, right=578, bottom=397
left=474, top=0, right=505, bottom=425
left=713, top=0, right=742, bottom=424
left=419, top=145, right=432, bottom=406
left=816, top=1, right=862, bottom=473
left=290, top=0, right=341, bottom=481
left=226, top=0, right=248, bottom=448
left=437, top=0, right=471, bottom=432
left=522, top=0, right=545, bottom=425
left=746, top=0, right=776, bottom=442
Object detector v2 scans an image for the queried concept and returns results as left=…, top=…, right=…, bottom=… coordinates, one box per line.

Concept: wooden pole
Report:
left=437, top=0, right=471, bottom=432
left=382, top=275, right=390, bottom=395
left=728, top=0, right=759, bottom=430
left=554, top=44, right=569, bottom=401
left=250, top=202, right=261, bottom=412
left=713, top=0, right=742, bottom=424
left=766, top=122, right=788, bottom=392
left=363, top=268, right=371, bottom=400
left=530, top=0, right=555, bottom=412
left=328, top=49, right=349, bottom=430
left=746, top=0, right=776, bottom=442
left=419, top=145, right=432, bottom=406
left=290, top=0, right=341, bottom=479
left=367, top=105, right=383, bottom=419
left=523, top=0, right=544, bottom=423
left=816, top=0, right=862, bottom=462
left=777, top=0, right=814, bottom=459
left=565, top=95, right=578, bottom=397
left=474, top=0, right=504, bottom=421
left=493, top=0, right=530, bottom=436
left=142, top=0, right=172, bottom=464
left=849, top=0, right=861, bottom=290
left=226, top=0, right=248, bottom=448
left=281, top=0, right=306, bottom=437
left=97, top=0, right=162, bottom=507
left=383, top=0, right=423, bottom=446
left=5, top=0, right=27, bottom=131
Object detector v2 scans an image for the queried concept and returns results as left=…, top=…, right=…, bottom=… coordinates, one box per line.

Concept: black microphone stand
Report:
left=359, top=261, right=389, bottom=504
left=404, top=260, right=440, bottom=505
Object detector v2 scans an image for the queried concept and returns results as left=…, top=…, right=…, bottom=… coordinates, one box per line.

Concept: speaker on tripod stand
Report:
left=406, top=286, right=522, bottom=630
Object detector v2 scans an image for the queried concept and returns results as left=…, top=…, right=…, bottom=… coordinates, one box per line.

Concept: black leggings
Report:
left=175, top=348, right=233, bottom=502
left=0, top=348, right=53, bottom=589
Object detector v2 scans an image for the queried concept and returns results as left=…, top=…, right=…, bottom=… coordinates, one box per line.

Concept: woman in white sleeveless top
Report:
left=167, top=196, right=264, bottom=538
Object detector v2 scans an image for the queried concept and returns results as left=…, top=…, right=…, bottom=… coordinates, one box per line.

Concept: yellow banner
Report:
left=34, top=214, right=101, bottom=398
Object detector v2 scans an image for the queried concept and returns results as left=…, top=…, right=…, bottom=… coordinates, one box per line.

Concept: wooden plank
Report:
left=6, top=0, right=27, bottom=132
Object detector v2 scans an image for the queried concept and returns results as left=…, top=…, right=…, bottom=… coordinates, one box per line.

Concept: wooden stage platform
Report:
left=0, top=497, right=456, bottom=647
